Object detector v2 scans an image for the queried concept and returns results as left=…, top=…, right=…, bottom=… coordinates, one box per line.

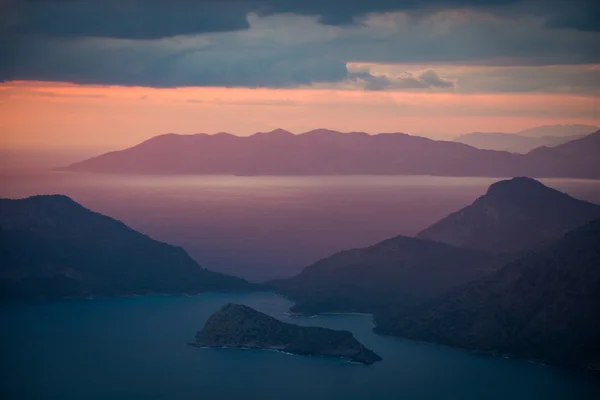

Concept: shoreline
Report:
left=188, top=343, right=374, bottom=365
left=372, top=327, right=600, bottom=374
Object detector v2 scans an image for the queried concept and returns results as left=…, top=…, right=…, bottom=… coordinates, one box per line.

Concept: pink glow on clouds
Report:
left=0, top=80, right=598, bottom=150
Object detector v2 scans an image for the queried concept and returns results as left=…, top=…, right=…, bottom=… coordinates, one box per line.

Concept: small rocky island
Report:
left=191, top=303, right=382, bottom=365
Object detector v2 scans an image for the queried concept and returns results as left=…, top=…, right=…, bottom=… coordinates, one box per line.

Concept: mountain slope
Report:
left=0, top=195, right=248, bottom=299
left=522, top=131, right=600, bottom=179
left=453, top=132, right=584, bottom=153
left=417, top=177, right=600, bottom=253
left=270, top=235, right=492, bottom=315
left=379, top=219, right=600, bottom=368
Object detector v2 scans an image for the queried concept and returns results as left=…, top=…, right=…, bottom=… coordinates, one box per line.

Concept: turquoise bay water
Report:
left=2, top=292, right=599, bottom=400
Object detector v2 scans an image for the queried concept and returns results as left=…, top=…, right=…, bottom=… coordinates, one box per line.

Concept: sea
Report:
left=1, top=292, right=599, bottom=400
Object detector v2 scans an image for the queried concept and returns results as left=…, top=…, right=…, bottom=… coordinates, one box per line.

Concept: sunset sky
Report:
left=1, top=0, right=599, bottom=150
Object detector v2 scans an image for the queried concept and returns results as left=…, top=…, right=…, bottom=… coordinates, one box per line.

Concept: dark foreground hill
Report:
left=270, top=177, right=600, bottom=368
left=272, top=178, right=600, bottom=315
left=378, top=219, right=600, bottom=369
left=64, top=129, right=600, bottom=179
left=270, top=235, right=494, bottom=315
left=417, top=177, right=600, bottom=253
left=191, top=303, right=382, bottom=365
left=0, top=195, right=248, bottom=299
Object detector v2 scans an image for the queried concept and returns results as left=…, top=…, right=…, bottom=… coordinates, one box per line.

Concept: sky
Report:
left=1, top=0, right=599, bottom=150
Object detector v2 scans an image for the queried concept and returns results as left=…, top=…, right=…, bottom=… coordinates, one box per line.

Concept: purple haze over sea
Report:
left=2, top=170, right=600, bottom=280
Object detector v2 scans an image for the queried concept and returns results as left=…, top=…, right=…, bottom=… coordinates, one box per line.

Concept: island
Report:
left=190, top=303, right=382, bottom=365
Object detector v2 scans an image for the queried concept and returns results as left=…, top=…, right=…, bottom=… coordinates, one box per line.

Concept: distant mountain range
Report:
left=453, top=124, right=598, bottom=153
left=64, top=128, right=600, bottom=179
left=0, top=195, right=248, bottom=299
left=379, top=218, right=600, bottom=369
left=417, top=177, right=600, bottom=252
left=453, top=132, right=585, bottom=153
left=517, top=124, right=599, bottom=138
left=271, top=177, right=600, bottom=368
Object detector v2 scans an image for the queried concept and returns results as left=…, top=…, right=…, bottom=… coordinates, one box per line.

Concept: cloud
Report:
left=0, top=3, right=599, bottom=89
left=0, top=13, right=350, bottom=87
left=347, top=68, right=455, bottom=91
left=185, top=98, right=300, bottom=107
left=31, top=90, right=106, bottom=99
left=527, top=0, right=600, bottom=32
left=1, top=0, right=251, bottom=39
left=418, top=69, right=455, bottom=88
left=455, top=64, right=600, bottom=94
left=3, top=1, right=598, bottom=40
left=353, top=63, right=600, bottom=94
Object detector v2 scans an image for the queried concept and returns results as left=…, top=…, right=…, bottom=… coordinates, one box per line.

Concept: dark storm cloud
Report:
left=273, top=0, right=600, bottom=32
left=2, top=0, right=597, bottom=39
left=0, top=0, right=599, bottom=89
left=254, top=0, right=520, bottom=26
left=1, top=0, right=251, bottom=39
left=0, top=31, right=351, bottom=87
left=544, top=1, right=600, bottom=32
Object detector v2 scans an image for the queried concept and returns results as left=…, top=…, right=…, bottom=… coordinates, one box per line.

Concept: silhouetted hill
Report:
left=63, top=128, right=600, bottom=178
left=378, top=219, right=600, bottom=369
left=191, top=303, right=382, bottom=364
left=453, top=132, right=584, bottom=153
left=417, top=177, right=600, bottom=253
left=270, top=235, right=493, bottom=315
left=0, top=195, right=248, bottom=299
left=63, top=129, right=521, bottom=177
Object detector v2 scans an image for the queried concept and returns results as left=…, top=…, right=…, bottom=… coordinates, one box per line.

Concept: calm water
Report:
left=1, top=292, right=599, bottom=400
left=2, top=171, right=600, bottom=279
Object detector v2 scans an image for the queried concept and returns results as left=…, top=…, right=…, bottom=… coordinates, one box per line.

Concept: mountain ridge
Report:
left=417, top=177, right=600, bottom=252
left=63, top=128, right=600, bottom=178
left=517, top=124, right=598, bottom=138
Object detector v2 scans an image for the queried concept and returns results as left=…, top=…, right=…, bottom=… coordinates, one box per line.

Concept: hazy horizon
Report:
left=2, top=172, right=600, bottom=280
